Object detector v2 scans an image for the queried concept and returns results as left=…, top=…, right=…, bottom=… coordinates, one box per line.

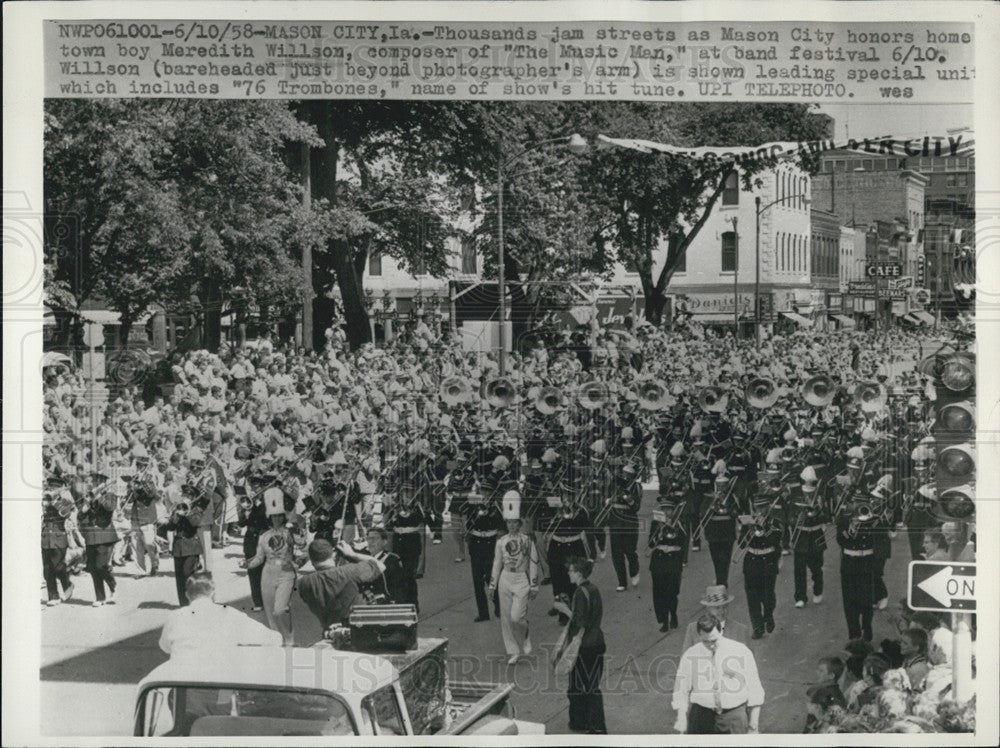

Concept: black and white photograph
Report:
left=4, top=1, right=999, bottom=744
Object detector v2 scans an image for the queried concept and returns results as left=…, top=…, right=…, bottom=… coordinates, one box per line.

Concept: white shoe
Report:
left=877, top=597, right=888, bottom=610
left=616, top=585, right=626, bottom=592
left=92, top=600, right=104, bottom=607
left=507, top=655, right=521, bottom=666
left=630, top=574, right=641, bottom=587
left=432, top=539, right=442, bottom=545
left=781, top=549, right=791, bottom=556
left=813, top=595, right=823, bottom=604
left=598, top=550, right=607, bottom=561
left=106, top=589, right=116, bottom=605
left=523, top=638, right=533, bottom=656
left=46, top=599, right=60, bottom=607
left=60, top=582, right=75, bottom=602
left=795, top=600, right=805, bottom=608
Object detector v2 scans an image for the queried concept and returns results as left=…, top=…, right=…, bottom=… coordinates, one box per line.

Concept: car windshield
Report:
left=139, top=686, right=356, bottom=736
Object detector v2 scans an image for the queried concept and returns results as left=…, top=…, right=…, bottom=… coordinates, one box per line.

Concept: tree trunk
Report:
left=201, top=277, right=223, bottom=352
left=308, top=102, right=372, bottom=351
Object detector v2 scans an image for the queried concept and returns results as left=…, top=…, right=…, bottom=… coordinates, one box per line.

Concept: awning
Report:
left=913, top=310, right=936, bottom=325
left=901, top=314, right=921, bottom=325
left=829, top=314, right=855, bottom=328
left=691, top=313, right=738, bottom=324
left=891, top=308, right=909, bottom=317
left=780, top=312, right=813, bottom=327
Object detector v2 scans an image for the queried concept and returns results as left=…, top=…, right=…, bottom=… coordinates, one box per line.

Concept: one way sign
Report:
left=908, top=561, right=976, bottom=612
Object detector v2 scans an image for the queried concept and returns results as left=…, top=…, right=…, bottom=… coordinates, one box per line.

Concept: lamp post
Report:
left=497, top=133, right=588, bottom=375
left=754, top=192, right=811, bottom=350
left=730, top=216, right=739, bottom=337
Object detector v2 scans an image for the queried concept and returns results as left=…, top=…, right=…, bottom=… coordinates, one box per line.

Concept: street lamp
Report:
left=497, top=133, right=587, bottom=374
left=755, top=192, right=810, bottom=350
left=730, top=216, right=739, bottom=337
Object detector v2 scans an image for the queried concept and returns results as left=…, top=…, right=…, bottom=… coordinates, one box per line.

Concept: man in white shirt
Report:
left=672, top=613, right=764, bottom=734
left=159, top=574, right=282, bottom=656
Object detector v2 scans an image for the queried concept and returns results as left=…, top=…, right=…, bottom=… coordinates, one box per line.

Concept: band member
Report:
left=159, top=489, right=205, bottom=607
left=584, top=440, right=611, bottom=560
left=310, top=477, right=348, bottom=544
left=791, top=482, right=828, bottom=608
left=358, top=526, right=406, bottom=605
left=703, top=473, right=737, bottom=587
left=837, top=501, right=878, bottom=642
left=464, top=486, right=504, bottom=622
left=424, top=448, right=450, bottom=544
left=242, top=487, right=304, bottom=645
left=688, top=444, right=714, bottom=553
left=127, top=445, right=161, bottom=576
left=79, top=474, right=121, bottom=607
left=385, top=477, right=425, bottom=612
left=41, top=480, right=75, bottom=605
left=238, top=474, right=271, bottom=611
left=447, top=461, right=477, bottom=563
left=186, top=448, right=217, bottom=575
left=868, top=483, right=894, bottom=610
left=546, top=487, right=590, bottom=623
left=488, top=492, right=541, bottom=665
left=608, top=462, right=641, bottom=591
left=739, top=499, right=783, bottom=639
left=903, top=445, right=935, bottom=561
left=648, top=488, right=687, bottom=632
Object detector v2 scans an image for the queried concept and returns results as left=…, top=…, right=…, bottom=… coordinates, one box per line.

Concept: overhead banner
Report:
left=595, top=130, right=974, bottom=168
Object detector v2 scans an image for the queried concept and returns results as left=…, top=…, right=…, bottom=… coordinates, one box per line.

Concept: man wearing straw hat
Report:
left=681, top=584, right=749, bottom=652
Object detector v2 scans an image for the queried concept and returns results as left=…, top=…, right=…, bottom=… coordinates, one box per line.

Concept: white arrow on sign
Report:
left=917, top=566, right=975, bottom=607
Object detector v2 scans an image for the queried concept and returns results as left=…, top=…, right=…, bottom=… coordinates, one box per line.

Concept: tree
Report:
left=577, top=103, right=830, bottom=324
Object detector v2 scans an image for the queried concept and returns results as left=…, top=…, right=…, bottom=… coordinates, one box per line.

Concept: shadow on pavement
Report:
left=41, top=628, right=169, bottom=684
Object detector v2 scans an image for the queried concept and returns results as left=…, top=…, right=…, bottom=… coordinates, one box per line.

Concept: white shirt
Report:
left=672, top=636, right=765, bottom=712
left=159, top=597, right=282, bottom=656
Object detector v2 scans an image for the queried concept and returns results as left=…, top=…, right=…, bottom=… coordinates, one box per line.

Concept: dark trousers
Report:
left=427, top=492, right=446, bottom=540
left=744, top=557, right=777, bottom=633
left=42, top=547, right=72, bottom=600
left=906, top=525, right=925, bottom=561
left=587, top=525, right=607, bottom=555
left=85, top=543, right=116, bottom=602
left=793, top=550, right=824, bottom=602
left=841, top=555, right=874, bottom=641
left=568, top=644, right=607, bottom=734
left=609, top=516, right=639, bottom=587
left=687, top=703, right=749, bottom=734
left=871, top=555, right=889, bottom=604
left=650, top=550, right=682, bottom=625
left=469, top=537, right=499, bottom=618
left=394, top=534, right=422, bottom=613
left=708, top=540, right=734, bottom=587
left=548, top=540, right=586, bottom=601
left=174, top=554, right=200, bottom=606
left=248, top=563, right=264, bottom=608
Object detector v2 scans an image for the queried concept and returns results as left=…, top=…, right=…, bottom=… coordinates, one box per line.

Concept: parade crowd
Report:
left=40, top=313, right=976, bottom=734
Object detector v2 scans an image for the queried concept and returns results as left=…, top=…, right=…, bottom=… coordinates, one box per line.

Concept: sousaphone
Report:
left=636, top=377, right=669, bottom=411
left=853, top=381, right=888, bottom=413
left=745, top=377, right=779, bottom=409
left=535, top=386, right=563, bottom=415
left=484, top=377, right=517, bottom=408
left=579, top=379, right=609, bottom=411
left=440, top=376, right=470, bottom=406
left=698, top=386, right=729, bottom=413
left=801, top=374, right=837, bottom=408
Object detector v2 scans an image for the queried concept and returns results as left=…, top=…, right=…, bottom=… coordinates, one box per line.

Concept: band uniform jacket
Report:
left=128, top=474, right=161, bottom=526
left=740, top=521, right=783, bottom=566
left=78, top=491, right=120, bottom=546
left=609, top=479, right=641, bottom=522
left=466, top=501, right=505, bottom=536
left=547, top=505, right=591, bottom=546
left=835, top=514, right=876, bottom=554
left=41, top=500, right=69, bottom=549
left=161, top=507, right=205, bottom=557
left=702, top=493, right=737, bottom=544
left=239, top=500, right=271, bottom=558
left=648, top=514, right=688, bottom=552
left=792, top=505, right=829, bottom=554
left=358, top=550, right=406, bottom=604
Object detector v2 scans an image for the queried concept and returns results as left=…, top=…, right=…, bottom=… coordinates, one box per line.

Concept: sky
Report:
left=817, top=103, right=974, bottom=141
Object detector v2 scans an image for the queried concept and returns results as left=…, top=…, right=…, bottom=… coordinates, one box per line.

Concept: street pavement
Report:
left=40, top=491, right=917, bottom=737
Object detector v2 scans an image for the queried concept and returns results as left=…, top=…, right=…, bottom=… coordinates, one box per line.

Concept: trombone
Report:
left=692, top=476, right=739, bottom=540
left=734, top=497, right=782, bottom=563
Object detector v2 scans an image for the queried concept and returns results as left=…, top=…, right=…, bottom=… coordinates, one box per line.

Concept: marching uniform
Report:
left=238, top=493, right=270, bottom=609
left=424, top=454, right=450, bottom=543
left=791, top=498, right=828, bottom=606
left=741, top=515, right=782, bottom=638
left=161, top=504, right=205, bottom=607
left=128, top=463, right=162, bottom=576
left=836, top=507, right=877, bottom=642
left=703, top=476, right=737, bottom=587
left=689, top=455, right=714, bottom=553
left=41, top=493, right=74, bottom=604
left=648, top=501, right=687, bottom=631
left=79, top=486, right=120, bottom=605
left=488, top=495, right=540, bottom=660
left=608, top=468, right=641, bottom=589
left=546, top=502, right=590, bottom=605
left=465, top=499, right=504, bottom=621
left=386, top=501, right=425, bottom=612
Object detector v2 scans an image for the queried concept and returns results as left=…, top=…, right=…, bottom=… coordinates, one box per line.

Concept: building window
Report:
left=824, top=161, right=833, bottom=173
left=722, top=172, right=739, bottom=206
left=721, top=231, right=737, bottom=271
left=368, top=251, right=382, bottom=276
left=862, top=159, right=873, bottom=170
left=835, top=160, right=846, bottom=172
left=956, top=174, right=968, bottom=187
left=799, top=176, right=808, bottom=208
left=460, top=237, right=477, bottom=274
left=946, top=174, right=956, bottom=187
left=887, top=158, right=899, bottom=170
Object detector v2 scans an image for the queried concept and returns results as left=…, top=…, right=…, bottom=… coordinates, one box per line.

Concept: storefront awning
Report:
left=780, top=312, right=812, bottom=327
left=692, top=313, right=738, bottom=324
left=912, top=310, right=936, bottom=325
left=829, top=314, right=855, bottom=328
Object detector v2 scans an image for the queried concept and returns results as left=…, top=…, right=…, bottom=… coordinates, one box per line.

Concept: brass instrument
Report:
left=692, top=477, right=738, bottom=539
left=853, top=381, right=888, bottom=413
left=636, top=377, right=670, bottom=411
left=746, top=378, right=779, bottom=410
left=535, top=386, right=563, bottom=415
left=483, top=377, right=517, bottom=408
left=802, top=374, right=838, bottom=408
left=734, top=499, right=781, bottom=561
left=440, top=376, right=471, bottom=406
left=579, top=379, right=610, bottom=411
left=698, top=387, right=730, bottom=414
left=55, top=494, right=76, bottom=518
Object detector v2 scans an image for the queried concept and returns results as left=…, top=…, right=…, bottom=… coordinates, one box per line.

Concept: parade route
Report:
left=40, top=487, right=916, bottom=736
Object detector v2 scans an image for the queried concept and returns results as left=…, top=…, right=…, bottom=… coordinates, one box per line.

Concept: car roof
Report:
left=137, top=646, right=398, bottom=697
